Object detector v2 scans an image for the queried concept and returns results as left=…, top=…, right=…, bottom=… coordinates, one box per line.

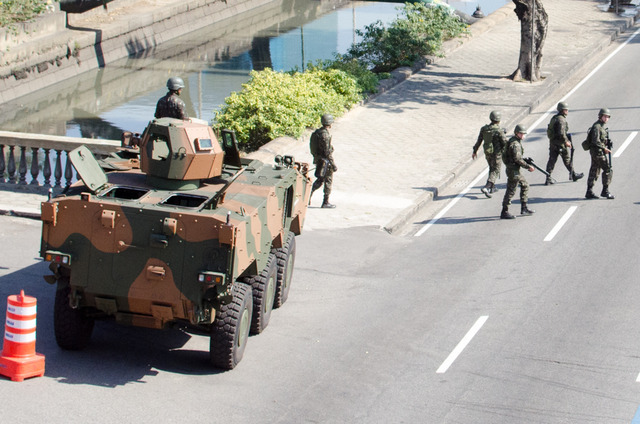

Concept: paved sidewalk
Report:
left=1, top=0, right=638, bottom=232
left=296, top=0, right=638, bottom=232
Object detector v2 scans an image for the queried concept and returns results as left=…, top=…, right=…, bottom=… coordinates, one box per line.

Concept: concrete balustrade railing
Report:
left=0, top=131, right=119, bottom=193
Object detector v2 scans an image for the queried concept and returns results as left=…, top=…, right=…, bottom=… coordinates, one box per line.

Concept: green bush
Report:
left=214, top=2, right=469, bottom=151
left=0, top=0, right=53, bottom=29
left=312, top=57, right=383, bottom=96
left=214, top=68, right=361, bottom=151
left=345, top=3, right=468, bottom=72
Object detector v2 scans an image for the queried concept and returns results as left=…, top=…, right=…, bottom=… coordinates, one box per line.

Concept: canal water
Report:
left=0, top=0, right=507, bottom=140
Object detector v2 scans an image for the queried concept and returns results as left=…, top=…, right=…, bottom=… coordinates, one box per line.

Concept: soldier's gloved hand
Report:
left=528, top=166, right=534, bottom=172
left=472, top=152, right=477, bottom=160
left=333, top=165, right=338, bottom=172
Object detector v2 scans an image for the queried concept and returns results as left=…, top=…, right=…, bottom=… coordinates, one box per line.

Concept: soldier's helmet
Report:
left=599, top=107, right=611, bottom=117
left=489, top=110, right=501, bottom=122
left=557, top=102, right=569, bottom=112
left=321, top=114, right=334, bottom=126
left=514, top=124, right=527, bottom=134
left=167, top=77, right=185, bottom=91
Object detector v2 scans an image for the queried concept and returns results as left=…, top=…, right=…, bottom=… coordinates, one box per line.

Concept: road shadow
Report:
left=414, top=214, right=500, bottom=226
left=0, top=263, right=233, bottom=387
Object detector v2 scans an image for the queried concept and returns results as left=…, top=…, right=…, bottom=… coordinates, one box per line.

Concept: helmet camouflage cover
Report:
left=167, top=76, right=185, bottom=91
left=489, top=110, right=501, bottom=122
left=321, top=114, right=334, bottom=126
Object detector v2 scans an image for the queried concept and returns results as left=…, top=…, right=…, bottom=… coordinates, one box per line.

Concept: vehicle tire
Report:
left=274, top=232, right=296, bottom=308
left=210, top=282, right=252, bottom=370
left=53, top=280, right=94, bottom=350
left=247, top=253, right=277, bottom=335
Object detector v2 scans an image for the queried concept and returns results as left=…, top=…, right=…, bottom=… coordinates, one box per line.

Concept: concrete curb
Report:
left=381, top=10, right=639, bottom=234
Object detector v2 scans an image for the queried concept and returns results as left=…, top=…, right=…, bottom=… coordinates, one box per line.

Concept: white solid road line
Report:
left=416, top=28, right=640, bottom=239
left=613, top=131, right=637, bottom=158
left=544, top=206, right=578, bottom=242
left=436, top=315, right=488, bottom=374
left=414, top=168, right=488, bottom=237
left=527, top=27, right=640, bottom=134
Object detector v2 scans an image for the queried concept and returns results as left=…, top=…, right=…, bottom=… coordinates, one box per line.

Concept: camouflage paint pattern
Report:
left=40, top=118, right=311, bottom=330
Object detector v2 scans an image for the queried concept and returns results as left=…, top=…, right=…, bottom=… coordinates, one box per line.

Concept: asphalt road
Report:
left=1, top=27, right=640, bottom=424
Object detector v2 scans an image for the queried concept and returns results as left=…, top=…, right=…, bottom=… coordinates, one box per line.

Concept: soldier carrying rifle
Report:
left=500, top=124, right=535, bottom=219
left=309, top=114, right=338, bottom=208
left=585, top=108, right=614, bottom=200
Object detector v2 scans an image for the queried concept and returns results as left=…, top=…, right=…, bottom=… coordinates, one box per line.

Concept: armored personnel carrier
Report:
left=40, top=117, right=311, bottom=369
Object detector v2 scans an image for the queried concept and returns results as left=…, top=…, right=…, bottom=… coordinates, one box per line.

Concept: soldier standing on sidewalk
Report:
left=501, top=124, right=535, bottom=219
left=309, top=113, right=337, bottom=208
left=545, top=102, right=584, bottom=185
left=585, top=108, right=614, bottom=199
left=472, top=110, right=507, bottom=198
left=155, top=77, right=188, bottom=120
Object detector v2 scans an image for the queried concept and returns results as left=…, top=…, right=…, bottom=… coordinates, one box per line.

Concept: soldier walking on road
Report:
left=545, top=102, right=584, bottom=185
left=585, top=108, right=614, bottom=199
left=155, top=77, right=188, bottom=120
left=309, top=113, right=337, bottom=208
left=501, top=124, right=535, bottom=219
left=473, top=110, right=508, bottom=198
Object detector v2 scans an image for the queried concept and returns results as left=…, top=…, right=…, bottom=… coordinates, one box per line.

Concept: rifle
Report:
left=568, top=133, right=576, bottom=180
left=524, top=157, right=557, bottom=183
left=606, top=138, right=613, bottom=172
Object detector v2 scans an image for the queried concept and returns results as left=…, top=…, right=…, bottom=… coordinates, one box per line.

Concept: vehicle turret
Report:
left=139, top=118, right=225, bottom=189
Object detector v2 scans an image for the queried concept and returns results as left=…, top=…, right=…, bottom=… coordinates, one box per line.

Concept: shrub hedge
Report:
left=215, top=2, right=468, bottom=152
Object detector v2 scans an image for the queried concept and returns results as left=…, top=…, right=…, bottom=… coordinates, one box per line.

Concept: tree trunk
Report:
left=510, top=0, right=548, bottom=82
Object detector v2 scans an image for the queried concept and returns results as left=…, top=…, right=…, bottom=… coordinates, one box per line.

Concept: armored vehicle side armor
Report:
left=40, top=118, right=311, bottom=369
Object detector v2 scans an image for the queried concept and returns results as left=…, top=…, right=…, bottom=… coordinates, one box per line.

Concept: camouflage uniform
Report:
left=311, top=126, right=336, bottom=205
left=545, top=113, right=583, bottom=183
left=586, top=118, right=613, bottom=198
left=155, top=91, right=187, bottom=120
left=501, top=131, right=534, bottom=218
left=473, top=122, right=506, bottom=196
left=545, top=114, right=570, bottom=177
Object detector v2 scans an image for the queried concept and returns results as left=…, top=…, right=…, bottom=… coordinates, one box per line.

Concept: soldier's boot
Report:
left=309, top=181, right=322, bottom=205
left=480, top=182, right=492, bottom=198
left=520, top=202, right=535, bottom=216
left=571, top=171, right=584, bottom=182
left=585, top=188, right=599, bottom=199
left=601, top=186, right=615, bottom=200
left=500, top=206, right=515, bottom=220
left=490, top=182, right=499, bottom=194
left=545, top=176, right=555, bottom=186
left=321, top=195, right=336, bottom=209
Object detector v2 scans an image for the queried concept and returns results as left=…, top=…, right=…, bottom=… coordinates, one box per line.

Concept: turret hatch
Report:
left=69, top=145, right=109, bottom=193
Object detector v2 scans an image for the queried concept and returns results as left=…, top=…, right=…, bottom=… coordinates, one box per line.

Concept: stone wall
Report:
left=0, top=0, right=279, bottom=104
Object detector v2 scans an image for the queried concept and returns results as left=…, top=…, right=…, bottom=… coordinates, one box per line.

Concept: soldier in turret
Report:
left=155, top=77, right=188, bottom=120
left=501, top=124, right=535, bottom=219
left=472, top=110, right=507, bottom=198
left=544, top=102, right=583, bottom=185
left=309, top=113, right=337, bottom=208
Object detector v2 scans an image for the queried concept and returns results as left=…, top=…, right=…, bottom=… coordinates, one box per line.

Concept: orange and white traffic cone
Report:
left=0, top=290, right=45, bottom=382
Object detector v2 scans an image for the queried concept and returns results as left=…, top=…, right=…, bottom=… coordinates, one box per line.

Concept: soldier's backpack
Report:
left=481, top=125, right=498, bottom=154
left=581, top=126, right=592, bottom=151
left=309, top=129, right=320, bottom=160
left=492, top=129, right=507, bottom=156
left=547, top=115, right=558, bottom=139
